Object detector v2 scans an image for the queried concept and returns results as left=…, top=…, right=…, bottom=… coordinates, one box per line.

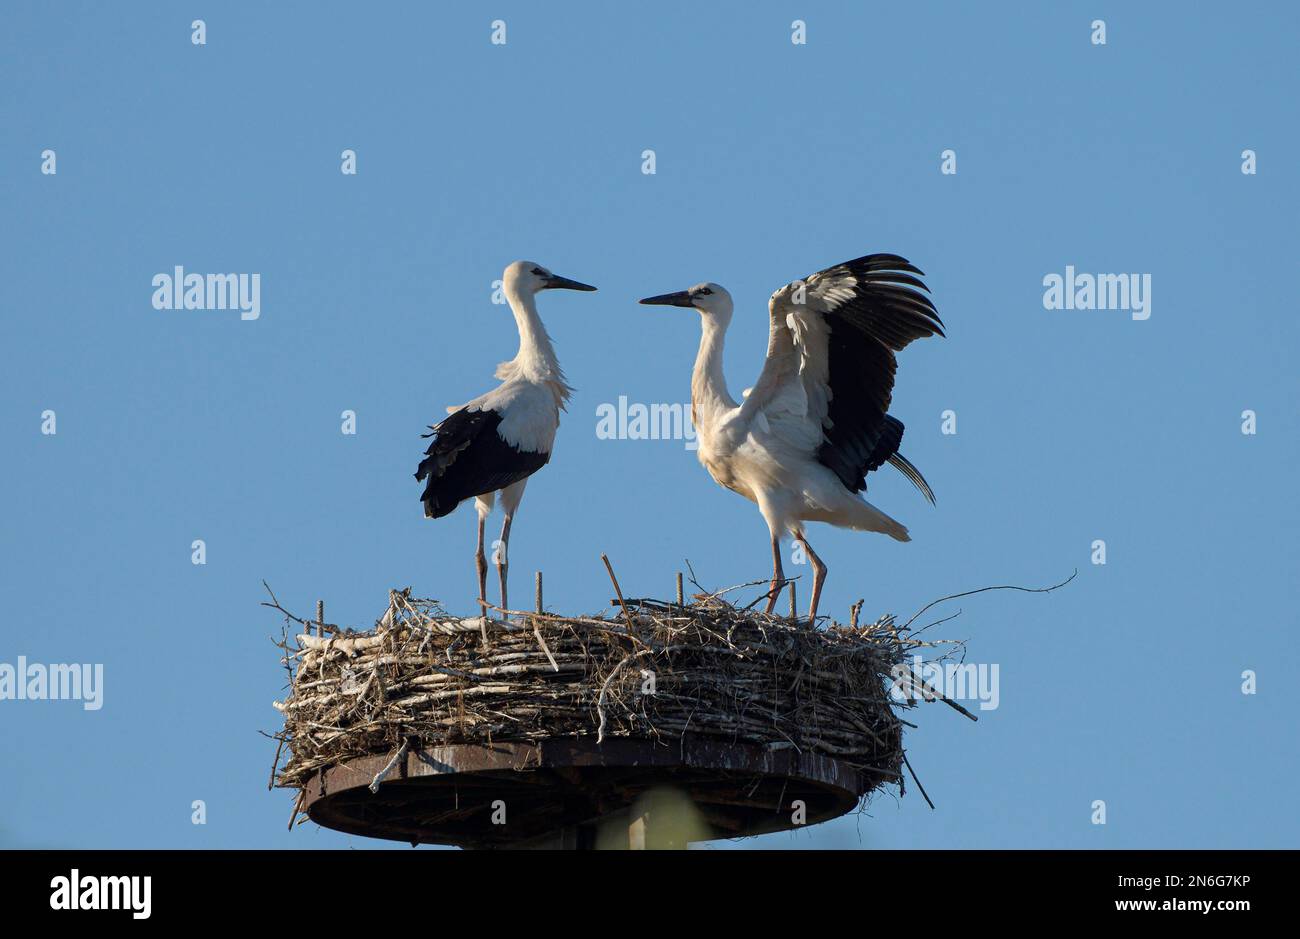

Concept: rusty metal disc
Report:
left=303, top=736, right=883, bottom=848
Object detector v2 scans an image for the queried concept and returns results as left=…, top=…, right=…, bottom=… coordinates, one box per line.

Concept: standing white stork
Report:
left=639, top=254, right=943, bottom=624
left=416, top=260, right=596, bottom=617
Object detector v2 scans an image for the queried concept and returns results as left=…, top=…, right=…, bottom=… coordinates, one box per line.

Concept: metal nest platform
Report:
left=269, top=579, right=949, bottom=848
left=304, top=736, right=880, bottom=849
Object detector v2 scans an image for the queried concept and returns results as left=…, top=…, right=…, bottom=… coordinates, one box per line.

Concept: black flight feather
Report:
left=415, top=407, right=549, bottom=519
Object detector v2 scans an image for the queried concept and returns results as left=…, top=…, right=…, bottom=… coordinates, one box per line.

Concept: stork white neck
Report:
left=503, top=283, right=560, bottom=376
left=500, top=282, right=572, bottom=407
left=691, top=313, right=738, bottom=428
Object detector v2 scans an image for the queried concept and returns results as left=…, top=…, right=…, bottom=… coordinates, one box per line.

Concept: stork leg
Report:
left=474, top=512, right=489, bottom=619
left=793, top=530, right=826, bottom=626
left=495, top=478, right=528, bottom=622
left=763, top=533, right=786, bottom=614
left=496, top=513, right=513, bottom=618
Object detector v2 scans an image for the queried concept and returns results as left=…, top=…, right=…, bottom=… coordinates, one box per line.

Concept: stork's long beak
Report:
left=545, top=274, right=597, bottom=292
left=638, top=290, right=695, bottom=308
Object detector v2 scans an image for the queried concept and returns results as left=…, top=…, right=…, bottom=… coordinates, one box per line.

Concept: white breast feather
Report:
left=481, top=381, right=559, bottom=454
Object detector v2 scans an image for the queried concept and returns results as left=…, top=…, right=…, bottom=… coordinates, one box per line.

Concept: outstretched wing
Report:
left=740, top=253, right=943, bottom=493
left=415, top=406, right=549, bottom=519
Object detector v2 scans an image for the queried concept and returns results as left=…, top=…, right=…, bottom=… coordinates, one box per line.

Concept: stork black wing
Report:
left=808, top=254, right=943, bottom=494
left=415, top=407, right=549, bottom=519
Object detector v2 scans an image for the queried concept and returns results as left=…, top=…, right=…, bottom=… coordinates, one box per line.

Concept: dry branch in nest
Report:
left=267, top=581, right=976, bottom=811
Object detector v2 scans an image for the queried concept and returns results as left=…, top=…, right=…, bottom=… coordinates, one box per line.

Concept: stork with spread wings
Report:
left=640, top=254, right=944, bottom=623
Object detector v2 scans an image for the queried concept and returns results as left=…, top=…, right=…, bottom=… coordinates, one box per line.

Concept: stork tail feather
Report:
left=888, top=452, right=935, bottom=505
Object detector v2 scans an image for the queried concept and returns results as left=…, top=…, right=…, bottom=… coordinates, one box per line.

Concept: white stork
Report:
left=639, top=254, right=943, bottom=623
left=416, top=260, right=596, bottom=616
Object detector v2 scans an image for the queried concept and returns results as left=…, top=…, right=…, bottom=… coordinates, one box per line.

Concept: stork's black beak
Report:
left=545, top=274, right=597, bottom=292
left=638, top=290, right=695, bottom=308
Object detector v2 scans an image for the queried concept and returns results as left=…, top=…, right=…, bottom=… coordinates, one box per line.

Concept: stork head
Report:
left=503, top=260, right=597, bottom=295
left=639, top=282, right=733, bottom=324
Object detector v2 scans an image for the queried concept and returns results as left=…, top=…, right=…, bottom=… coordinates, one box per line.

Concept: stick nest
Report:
left=270, top=588, right=945, bottom=799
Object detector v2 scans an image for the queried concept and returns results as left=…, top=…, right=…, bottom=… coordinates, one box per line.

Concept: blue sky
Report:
left=1, top=1, right=1296, bottom=849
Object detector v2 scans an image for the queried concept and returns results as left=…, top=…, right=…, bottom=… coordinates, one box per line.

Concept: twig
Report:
left=261, top=581, right=340, bottom=634
left=268, top=736, right=284, bottom=791
left=601, top=554, right=634, bottom=637
left=532, top=618, right=559, bottom=673
left=684, top=558, right=707, bottom=597
left=368, top=737, right=412, bottom=794
left=900, top=570, right=1078, bottom=633
left=911, top=609, right=964, bottom=638
left=899, top=666, right=979, bottom=722
left=902, top=752, right=934, bottom=809
left=740, top=576, right=794, bottom=612
left=595, top=651, right=648, bottom=743
left=287, top=789, right=305, bottom=830
left=709, top=578, right=769, bottom=601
